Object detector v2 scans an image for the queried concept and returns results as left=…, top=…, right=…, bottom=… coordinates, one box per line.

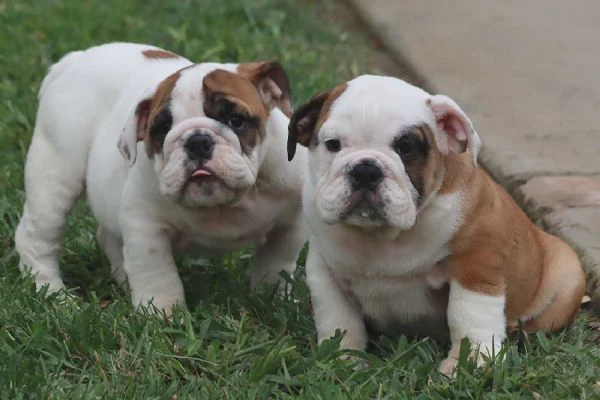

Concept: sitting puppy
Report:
left=287, top=75, right=585, bottom=375
left=15, top=42, right=307, bottom=313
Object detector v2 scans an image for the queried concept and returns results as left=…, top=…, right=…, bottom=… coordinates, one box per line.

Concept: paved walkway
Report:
left=348, top=0, right=600, bottom=311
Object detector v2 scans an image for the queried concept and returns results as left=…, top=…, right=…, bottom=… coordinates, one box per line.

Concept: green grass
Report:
left=1, top=0, right=599, bottom=398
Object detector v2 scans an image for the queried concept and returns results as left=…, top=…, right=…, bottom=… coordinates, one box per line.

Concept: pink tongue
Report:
left=192, top=169, right=212, bottom=177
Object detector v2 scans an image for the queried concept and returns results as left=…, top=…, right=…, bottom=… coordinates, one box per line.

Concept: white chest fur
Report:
left=309, top=192, right=463, bottom=333
left=173, top=185, right=290, bottom=254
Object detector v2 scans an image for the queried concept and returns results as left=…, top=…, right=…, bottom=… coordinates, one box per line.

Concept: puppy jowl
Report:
left=289, top=74, right=585, bottom=375
left=14, top=43, right=308, bottom=315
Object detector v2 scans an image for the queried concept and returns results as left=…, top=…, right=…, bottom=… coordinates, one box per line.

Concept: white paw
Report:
left=338, top=353, right=370, bottom=370
left=110, top=266, right=128, bottom=287
left=133, top=293, right=186, bottom=317
left=35, top=275, right=66, bottom=294
left=250, top=263, right=295, bottom=291
left=439, top=356, right=459, bottom=377
left=440, top=346, right=499, bottom=376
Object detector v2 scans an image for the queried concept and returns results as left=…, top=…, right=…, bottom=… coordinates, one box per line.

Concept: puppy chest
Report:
left=343, top=276, right=448, bottom=337
left=176, top=204, right=283, bottom=251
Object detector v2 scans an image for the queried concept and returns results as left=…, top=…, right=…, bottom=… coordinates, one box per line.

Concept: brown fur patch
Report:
left=137, top=65, right=195, bottom=157
left=401, top=124, right=445, bottom=204
left=142, top=49, right=180, bottom=60
left=438, top=151, right=476, bottom=195
left=144, top=70, right=181, bottom=156
left=408, top=122, right=584, bottom=332
left=447, top=166, right=584, bottom=331
left=202, top=69, right=268, bottom=154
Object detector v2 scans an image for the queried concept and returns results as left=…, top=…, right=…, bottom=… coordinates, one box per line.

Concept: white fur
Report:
left=302, top=75, right=496, bottom=375
left=440, top=280, right=506, bottom=376
left=15, top=43, right=307, bottom=313
left=305, top=190, right=464, bottom=349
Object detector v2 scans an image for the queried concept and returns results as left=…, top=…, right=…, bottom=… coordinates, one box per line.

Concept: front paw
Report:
left=250, top=263, right=296, bottom=293
left=338, top=352, right=370, bottom=371
left=132, top=292, right=186, bottom=317
left=439, top=355, right=459, bottom=377
left=439, top=345, right=499, bottom=377
left=34, top=274, right=66, bottom=294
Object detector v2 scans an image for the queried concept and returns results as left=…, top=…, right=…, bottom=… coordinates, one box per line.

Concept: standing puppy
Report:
left=287, top=75, right=584, bottom=375
left=15, top=42, right=307, bottom=313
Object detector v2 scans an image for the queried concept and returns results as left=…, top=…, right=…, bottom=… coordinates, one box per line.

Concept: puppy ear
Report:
left=287, top=90, right=331, bottom=161
left=239, top=61, right=293, bottom=117
left=426, top=95, right=482, bottom=165
left=118, top=98, right=151, bottom=166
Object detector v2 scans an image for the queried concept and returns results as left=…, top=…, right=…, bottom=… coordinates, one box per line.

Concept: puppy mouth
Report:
left=187, top=165, right=220, bottom=186
left=343, top=190, right=384, bottom=221
left=190, top=166, right=214, bottom=179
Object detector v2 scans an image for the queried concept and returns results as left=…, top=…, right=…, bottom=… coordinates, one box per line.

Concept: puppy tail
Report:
left=39, top=50, right=84, bottom=100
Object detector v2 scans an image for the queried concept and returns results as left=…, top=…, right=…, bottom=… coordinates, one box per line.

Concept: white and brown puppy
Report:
left=287, top=75, right=585, bottom=375
left=15, top=42, right=307, bottom=313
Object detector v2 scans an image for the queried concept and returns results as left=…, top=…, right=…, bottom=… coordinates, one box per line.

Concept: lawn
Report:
left=1, top=0, right=599, bottom=398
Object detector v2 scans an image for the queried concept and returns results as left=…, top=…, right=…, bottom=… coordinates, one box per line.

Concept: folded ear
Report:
left=117, top=70, right=180, bottom=166
left=117, top=98, right=152, bottom=167
left=238, top=61, right=292, bottom=117
left=287, top=90, right=331, bottom=161
left=426, top=95, right=482, bottom=165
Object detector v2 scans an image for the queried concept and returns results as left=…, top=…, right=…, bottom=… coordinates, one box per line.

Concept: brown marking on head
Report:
left=287, top=83, right=348, bottom=161
left=135, top=68, right=190, bottom=158
left=394, top=124, right=444, bottom=206
left=142, top=49, right=181, bottom=60
left=202, top=69, right=269, bottom=154
left=397, top=120, right=479, bottom=201
left=237, top=61, right=293, bottom=117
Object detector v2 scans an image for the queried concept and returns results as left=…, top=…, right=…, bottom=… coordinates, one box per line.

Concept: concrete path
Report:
left=347, top=0, right=600, bottom=310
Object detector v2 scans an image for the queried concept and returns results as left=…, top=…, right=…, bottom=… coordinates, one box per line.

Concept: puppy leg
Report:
left=441, top=279, right=506, bottom=376
left=96, top=227, right=127, bottom=287
left=121, top=216, right=185, bottom=314
left=15, top=132, right=85, bottom=292
left=306, top=247, right=367, bottom=351
left=251, top=220, right=305, bottom=290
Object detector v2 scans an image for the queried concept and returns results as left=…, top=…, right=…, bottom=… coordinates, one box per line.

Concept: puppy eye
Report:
left=228, top=114, right=246, bottom=130
left=324, top=138, right=341, bottom=152
left=394, top=136, right=415, bottom=158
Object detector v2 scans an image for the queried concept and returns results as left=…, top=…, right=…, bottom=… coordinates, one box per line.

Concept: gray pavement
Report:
left=347, top=0, right=600, bottom=310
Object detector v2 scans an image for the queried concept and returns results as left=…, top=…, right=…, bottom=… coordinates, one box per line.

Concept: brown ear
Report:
left=118, top=98, right=152, bottom=166
left=238, top=61, right=293, bottom=117
left=135, top=99, right=152, bottom=141
left=287, top=91, right=331, bottom=161
left=118, top=70, right=181, bottom=166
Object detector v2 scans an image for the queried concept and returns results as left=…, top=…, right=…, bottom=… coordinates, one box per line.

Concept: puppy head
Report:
left=288, top=75, right=481, bottom=231
left=119, top=60, right=291, bottom=207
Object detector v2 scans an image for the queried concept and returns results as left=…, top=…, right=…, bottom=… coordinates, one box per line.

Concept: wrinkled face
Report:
left=120, top=60, right=292, bottom=207
left=288, top=75, right=481, bottom=231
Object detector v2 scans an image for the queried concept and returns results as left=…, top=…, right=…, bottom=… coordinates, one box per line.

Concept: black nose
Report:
left=349, top=160, right=383, bottom=190
left=185, top=133, right=214, bottom=161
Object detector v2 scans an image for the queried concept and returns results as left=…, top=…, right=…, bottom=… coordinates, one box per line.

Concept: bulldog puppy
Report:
left=287, top=75, right=585, bottom=375
left=15, top=42, right=307, bottom=313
